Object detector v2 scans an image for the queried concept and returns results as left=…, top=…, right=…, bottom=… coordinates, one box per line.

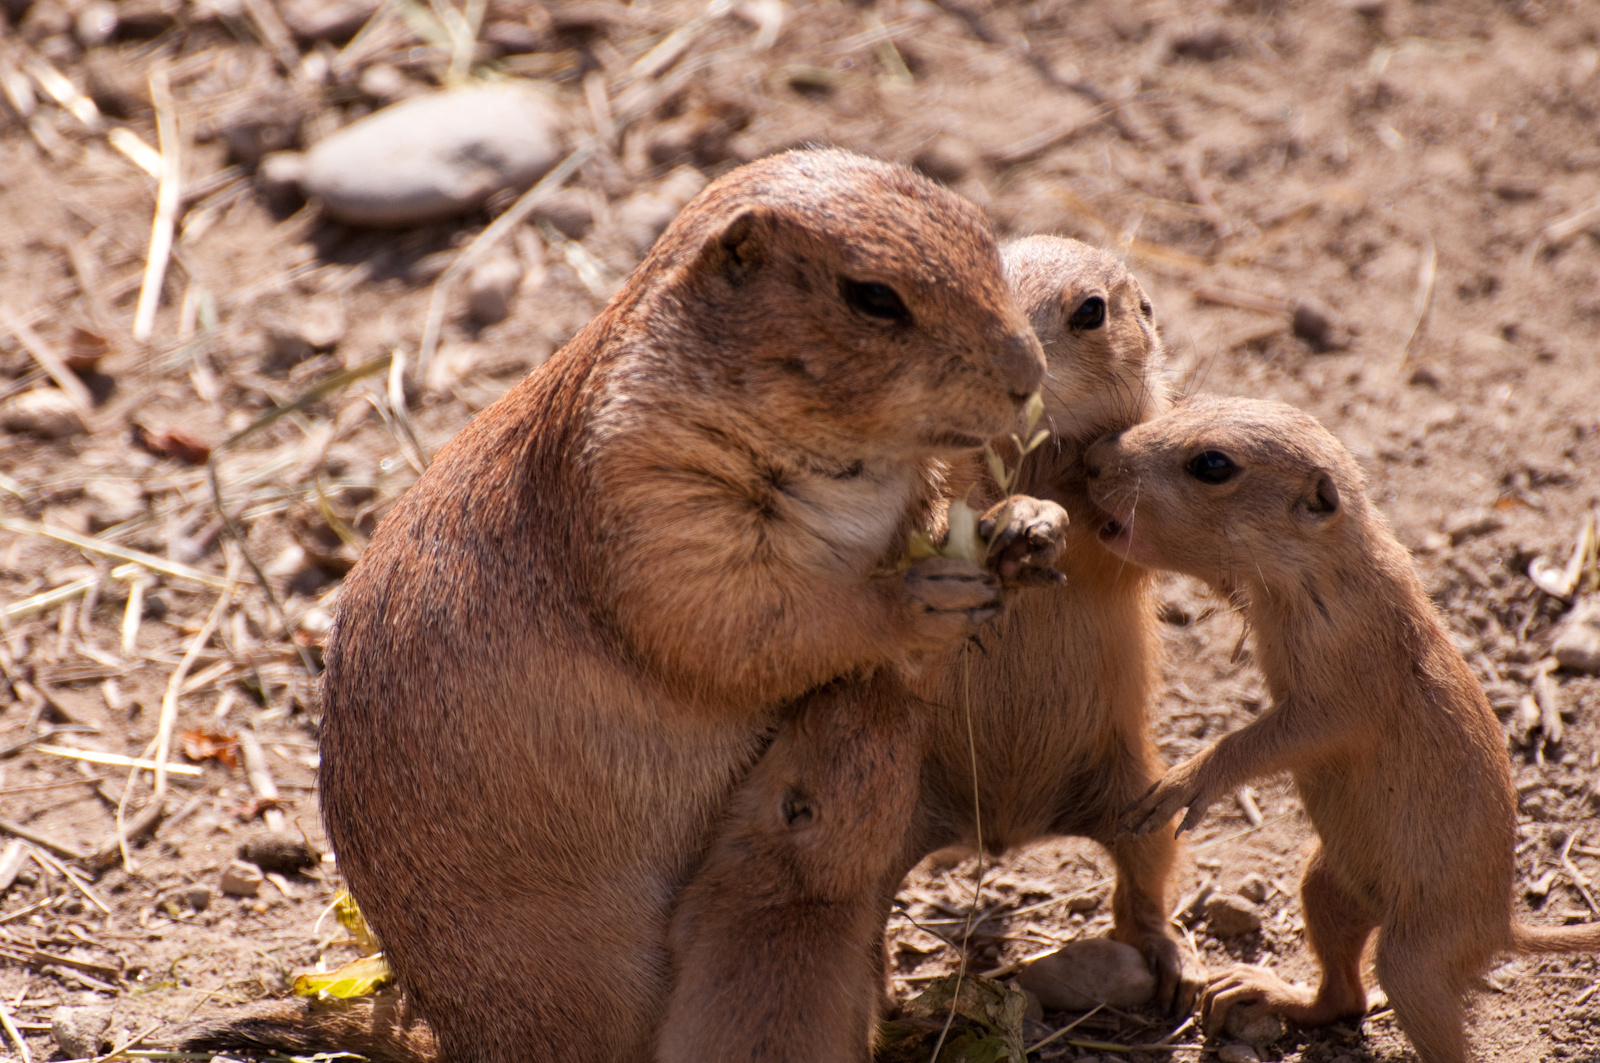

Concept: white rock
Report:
left=1552, top=596, right=1600, bottom=674
left=1016, top=937, right=1155, bottom=1010
left=51, top=1005, right=112, bottom=1058
left=301, top=84, right=568, bottom=226
left=1217, top=1043, right=1261, bottom=1063
left=219, top=858, right=264, bottom=897
left=1204, top=893, right=1262, bottom=937
left=2, top=389, right=86, bottom=438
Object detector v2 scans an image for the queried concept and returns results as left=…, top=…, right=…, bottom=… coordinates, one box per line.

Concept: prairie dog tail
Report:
left=178, top=997, right=436, bottom=1063
left=1513, top=921, right=1600, bottom=955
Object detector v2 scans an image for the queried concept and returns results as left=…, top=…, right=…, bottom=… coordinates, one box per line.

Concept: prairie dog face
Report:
left=636, top=149, right=1045, bottom=462
left=1002, top=236, right=1166, bottom=444
left=1083, top=396, right=1365, bottom=593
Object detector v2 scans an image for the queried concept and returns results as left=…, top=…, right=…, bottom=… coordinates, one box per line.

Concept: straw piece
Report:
left=0, top=518, right=226, bottom=587
left=133, top=66, right=181, bottom=344
left=416, top=146, right=593, bottom=381
left=0, top=306, right=97, bottom=416
left=37, top=745, right=203, bottom=777
left=107, top=128, right=164, bottom=179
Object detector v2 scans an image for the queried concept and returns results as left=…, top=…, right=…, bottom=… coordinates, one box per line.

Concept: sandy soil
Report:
left=0, top=0, right=1597, bottom=1060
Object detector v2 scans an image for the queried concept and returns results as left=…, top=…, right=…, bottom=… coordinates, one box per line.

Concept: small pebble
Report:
left=1225, top=1007, right=1286, bottom=1048
left=51, top=1004, right=112, bottom=1058
left=1217, top=1043, right=1261, bottom=1063
left=280, top=0, right=380, bottom=42
left=186, top=884, right=213, bottom=912
left=298, top=84, right=569, bottom=226
left=239, top=832, right=319, bottom=875
left=913, top=136, right=981, bottom=185
left=1204, top=893, right=1262, bottom=937
left=1290, top=297, right=1352, bottom=353
left=1016, top=937, right=1155, bottom=1010
left=220, top=858, right=264, bottom=897
left=1552, top=596, right=1600, bottom=674
left=466, top=252, right=525, bottom=326
left=1236, top=872, right=1269, bottom=904
left=2, top=389, right=86, bottom=438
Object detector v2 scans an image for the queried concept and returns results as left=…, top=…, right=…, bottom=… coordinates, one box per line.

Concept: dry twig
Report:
left=132, top=66, right=181, bottom=344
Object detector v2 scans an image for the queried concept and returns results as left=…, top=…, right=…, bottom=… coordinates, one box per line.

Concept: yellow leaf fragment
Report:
left=293, top=954, right=392, bottom=1001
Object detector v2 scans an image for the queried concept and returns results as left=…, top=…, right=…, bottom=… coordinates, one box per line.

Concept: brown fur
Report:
left=653, top=237, right=1197, bottom=1060
left=905, top=236, right=1199, bottom=1011
left=1086, top=396, right=1600, bottom=1063
left=189, top=149, right=1046, bottom=1063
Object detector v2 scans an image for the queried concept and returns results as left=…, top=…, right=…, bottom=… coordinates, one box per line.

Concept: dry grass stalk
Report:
left=3, top=574, right=100, bottom=624
left=238, top=730, right=286, bottom=833
left=36, top=746, right=203, bottom=778
left=241, top=0, right=300, bottom=73
left=0, top=518, right=226, bottom=588
left=116, top=550, right=236, bottom=870
left=1024, top=1002, right=1106, bottom=1056
left=1191, top=285, right=1288, bottom=315
left=106, top=128, right=163, bottom=179
left=132, top=66, right=181, bottom=344
left=416, top=146, right=593, bottom=381
left=1541, top=195, right=1600, bottom=246
left=0, top=306, right=96, bottom=415
left=24, top=55, right=101, bottom=133
left=629, top=0, right=733, bottom=82
left=0, top=993, right=31, bottom=1063
left=27, top=847, right=111, bottom=914
left=0, top=817, right=88, bottom=861
left=1396, top=234, right=1436, bottom=366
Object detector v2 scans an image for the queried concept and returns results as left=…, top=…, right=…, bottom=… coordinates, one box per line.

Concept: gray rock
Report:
left=219, top=858, right=264, bottom=897
left=1552, top=596, right=1600, bottom=674
left=1203, top=893, right=1262, bottom=937
left=2, top=389, right=86, bottom=438
left=1224, top=1007, right=1285, bottom=1048
left=1016, top=937, right=1155, bottom=1010
left=51, top=1004, right=112, bottom=1058
left=300, top=84, right=568, bottom=227
left=1217, top=1043, right=1261, bottom=1063
left=466, top=252, right=524, bottom=325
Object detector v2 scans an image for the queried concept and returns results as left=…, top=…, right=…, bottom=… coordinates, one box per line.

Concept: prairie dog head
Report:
left=625, top=149, right=1045, bottom=462
left=1002, top=236, right=1167, bottom=446
left=1083, top=396, right=1367, bottom=594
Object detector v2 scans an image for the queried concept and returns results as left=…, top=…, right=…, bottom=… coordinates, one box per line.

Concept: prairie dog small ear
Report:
left=1303, top=472, right=1340, bottom=518
left=700, top=209, right=770, bottom=285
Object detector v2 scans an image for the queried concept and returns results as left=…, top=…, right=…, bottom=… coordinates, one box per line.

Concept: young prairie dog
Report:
left=1088, top=396, right=1600, bottom=1063
left=191, top=149, right=1046, bottom=1063
left=907, top=236, right=1199, bottom=1011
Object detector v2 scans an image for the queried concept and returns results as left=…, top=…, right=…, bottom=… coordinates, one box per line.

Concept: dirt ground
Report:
left=0, top=0, right=1597, bottom=1060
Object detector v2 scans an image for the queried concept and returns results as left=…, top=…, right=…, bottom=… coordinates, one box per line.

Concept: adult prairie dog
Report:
left=191, top=149, right=1046, bottom=1063
left=1090, top=395, right=1600, bottom=1063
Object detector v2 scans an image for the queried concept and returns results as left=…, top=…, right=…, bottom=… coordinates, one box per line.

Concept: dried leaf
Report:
left=131, top=424, right=212, bottom=465
left=982, top=444, right=1010, bottom=493
left=293, top=953, right=392, bottom=1001
left=180, top=728, right=239, bottom=770
left=334, top=889, right=382, bottom=955
left=1023, top=391, right=1044, bottom=434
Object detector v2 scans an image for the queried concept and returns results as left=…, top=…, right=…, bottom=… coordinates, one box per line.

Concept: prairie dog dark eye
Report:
left=1139, top=299, right=1153, bottom=319
left=840, top=279, right=910, bottom=322
left=1186, top=451, right=1238, bottom=484
left=1069, top=296, right=1106, bottom=330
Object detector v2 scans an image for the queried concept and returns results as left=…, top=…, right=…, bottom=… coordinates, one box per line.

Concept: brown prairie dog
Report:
left=655, top=235, right=1182, bottom=1062
left=1087, top=396, right=1600, bottom=1063
left=905, top=235, right=1201, bottom=1011
left=191, top=149, right=1046, bottom=1063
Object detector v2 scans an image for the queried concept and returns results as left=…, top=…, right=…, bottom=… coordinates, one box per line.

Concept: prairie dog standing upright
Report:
left=909, top=236, right=1198, bottom=1010
left=1091, top=396, right=1600, bottom=1063
left=188, top=149, right=1047, bottom=1063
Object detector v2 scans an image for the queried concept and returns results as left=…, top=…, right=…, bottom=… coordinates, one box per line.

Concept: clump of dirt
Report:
left=0, top=0, right=1597, bottom=1060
